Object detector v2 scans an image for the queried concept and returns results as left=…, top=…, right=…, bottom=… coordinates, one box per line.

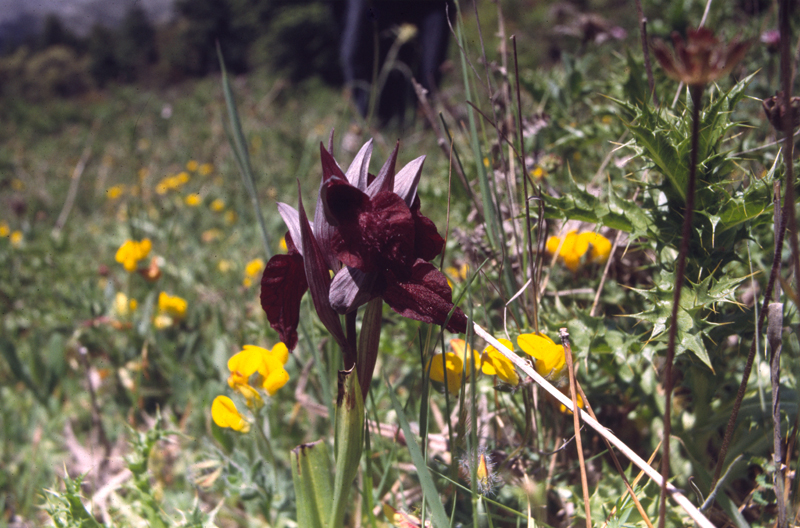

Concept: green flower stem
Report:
left=254, top=412, right=277, bottom=483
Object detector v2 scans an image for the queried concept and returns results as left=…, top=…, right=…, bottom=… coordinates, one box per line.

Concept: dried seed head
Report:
left=762, top=92, right=800, bottom=133
left=459, top=447, right=501, bottom=496
left=651, top=27, right=750, bottom=86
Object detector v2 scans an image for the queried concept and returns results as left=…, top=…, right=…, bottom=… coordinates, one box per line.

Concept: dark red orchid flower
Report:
left=321, top=142, right=467, bottom=334
left=260, top=138, right=467, bottom=352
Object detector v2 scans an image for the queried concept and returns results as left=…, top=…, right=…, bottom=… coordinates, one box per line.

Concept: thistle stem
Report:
left=710, top=0, right=796, bottom=510
left=658, top=82, right=702, bottom=528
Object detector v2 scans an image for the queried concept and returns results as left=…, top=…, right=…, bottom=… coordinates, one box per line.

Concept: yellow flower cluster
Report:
left=210, top=199, right=225, bottom=212
left=185, top=193, right=202, bottom=207
left=115, top=238, right=152, bottom=272
left=106, top=185, right=125, bottom=200
left=546, top=230, right=611, bottom=272
left=155, top=172, right=190, bottom=195
left=198, top=163, right=214, bottom=176
left=0, top=221, right=9, bottom=237
left=154, top=292, right=187, bottom=328
left=444, top=263, right=469, bottom=289
left=427, top=338, right=520, bottom=393
left=427, top=332, right=571, bottom=393
left=211, top=343, right=290, bottom=432
left=243, top=258, right=265, bottom=287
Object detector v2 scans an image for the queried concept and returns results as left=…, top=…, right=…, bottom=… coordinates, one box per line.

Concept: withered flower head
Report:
left=762, top=92, right=800, bottom=133
left=651, top=27, right=750, bottom=86
left=760, top=29, right=780, bottom=53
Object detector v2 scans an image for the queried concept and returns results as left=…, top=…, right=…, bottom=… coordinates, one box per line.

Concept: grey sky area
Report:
left=0, top=0, right=174, bottom=46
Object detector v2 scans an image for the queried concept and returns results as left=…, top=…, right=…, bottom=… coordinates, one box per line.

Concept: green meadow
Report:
left=1, top=1, right=798, bottom=527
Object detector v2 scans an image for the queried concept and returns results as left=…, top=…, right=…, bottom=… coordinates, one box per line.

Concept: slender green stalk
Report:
left=658, top=82, right=702, bottom=528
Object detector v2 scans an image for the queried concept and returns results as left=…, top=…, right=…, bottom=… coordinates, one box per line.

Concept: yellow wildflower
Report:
left=279, top=236, right=288, bottom=252
left=546, top=230, right=611, bottom=271
left=0, top=221, right=9, bottom=237
left=530, top=166, right=546, bottom=179
left=517, top=332, right=566, bottom=380
left=243, top=258, right=264, bottom=287
left=450, top=338, right=479, bottom=376
left=210, top=199, right=225, bottom=212
left=115, top=238, right=152, bottom=272
left=480, top=338, right=519, bottom=386
left=176, top=172, right=190, bottom=185
left=427, top=351, right=463, bottom=394
left=10, top=231, right=23, bottom=247
left=445, top=263, right=469, bottom=285
left=158, top=292, right=187, bottom=319
left=559, top=390, right=585, bottom=414
left=383, top=504, right=431, bottom=528
left=199, top=163, right=214, bottom=176
left=211, top=395, right=250, bottom=432
left=106, top=185, right=124, bottom=200
left=185, top=193, right=202, bottom=207
left=114, top=292, right=137, bottom=317
left=580, top=232, right=612, bottom=264
left=227, top=344, right=290, bottom=402
left=186, top=160, right=199, bottom=172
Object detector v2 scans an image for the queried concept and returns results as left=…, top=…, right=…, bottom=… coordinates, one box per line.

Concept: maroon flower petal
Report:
left=393, top=155, right=425, bottom=207
left=366, top=141, right=399, bottom=198
left=410, top=197, right=445, bottom=262
left=327, top=183, right=415, bottom=274
left=345, top=139, right=373, bottom=190
left=298, top=183, right=348, bottom=349
left=380, top=259, right=468, bottom=334
left=320, top=142, right=347, bottom=183
left=260, top=253, right=308, bottom=350
left=329, top=266, right=379, bottom=314
left=277, top=203, right=304, bottom=256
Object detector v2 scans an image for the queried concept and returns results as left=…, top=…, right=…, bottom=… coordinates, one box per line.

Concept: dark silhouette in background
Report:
left=335, top=0, right=454, bottom=127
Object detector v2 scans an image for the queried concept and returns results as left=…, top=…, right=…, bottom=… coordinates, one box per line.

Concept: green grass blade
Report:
left=216, top=43, right=272, bottom=259
left=385, top=375, right=450, bottom=528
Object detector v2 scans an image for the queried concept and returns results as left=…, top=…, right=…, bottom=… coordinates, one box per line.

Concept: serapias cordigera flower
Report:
left=260, top=138, right=467, bottom=351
